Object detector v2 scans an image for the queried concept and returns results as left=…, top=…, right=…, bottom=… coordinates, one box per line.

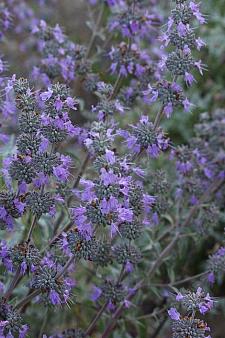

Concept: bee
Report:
left=17, top=154, right=26, bottom=161
left=75, top=241, right=82, bottom=251
left=91, top=200, right=97, bottom=207
left=175, top=92, right=181, bottom=101
left=197, top=321, right=206, bottom=329
left=120, top=42, right=128, bottom=56
left=19, top=193, right=29, bottom=203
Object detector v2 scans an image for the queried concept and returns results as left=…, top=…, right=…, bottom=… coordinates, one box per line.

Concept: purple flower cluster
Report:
left=32, top=20, right=90, bottom=84
left=0, top=1, right=11, bottom=39
left=70, top=147, right=155, bottom=238
left=144, top=0, right=206, bottom=117
left=108, top=1, right=160, bottom=38
left=207, top=247, right=225, bottom=284
left=119, top=115, right=169, bottom=157
left=168, top=287, right=214, bottom=338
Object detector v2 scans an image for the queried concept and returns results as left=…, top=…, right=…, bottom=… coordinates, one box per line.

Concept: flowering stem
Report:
left=38, top=308, right=48, bottom=338
left=48, top=152, right=90, bottom=250
left=56, top=255, right=75, bottom=279
left=149, top=271, right=209, bottom=288
left=153, top=105, right=164, bottom=129
left=101, top=281, right=143, bottom=338
left=3, top=215, right=39, bottom=302
left=100, top=176, right=224, bottom=337
left=3, top=267, right=21, bottom=301
left=181, top=177, right=224, bottom=228
left=84, top=302, right=108, bottom=337
left=103, top=204, right=210, bottom=336
left=41, top=220, right=73, bottom=252
left=153, top=75, right=178, bottom=130
left=171, top=271, right=209, bottom=286
left=84, top=264, right=125, bottom=336
left=110, top=74, right=123, bottom=100
left=15, top=289, right=41, bottom=310
left=15, top=256, right=75, bottom=311
left=86, top=3, right=105, bottom=59
left=148, top=232, right=180, bottom=278
left=137, top=304, right=168, bottom=320
left=117, top=264, right=125, bottom=284
left=26, top=215, right=37, bottom=243
left=67, top=153, right=90, bottom=206
left=150, top=317, right=167, bottom=338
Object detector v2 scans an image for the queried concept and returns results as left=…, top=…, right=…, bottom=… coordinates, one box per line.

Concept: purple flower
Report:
left=185, top=72, right=196, bottom=86
left=164, top=102, right=173, bottom=118
left=53, top=24, right=64, bottom=43
left=66, top=97, right=77, bottom=110
left=207, top=272, right=215, bottom=284
left=40, top=88, right=53, bottom=101
left=19, top=325, right=29, bottom=338
left=0, top=207, right=7, bottom=219
left=124, top=299, right=132, bottom=308
left=118, top=208, right=133, bottom=222
left=100, top=168, right=118, bottom=186
left=33, top=173, right=49, bottom=188
left=55, top=97, right=63, bottom=111
left=147, top=144, right=160, bottom=157
left=125, top=261, right=133, bottom=273
left=20, top=261, right=27, bottom=275
left=189, top=2, right=206, bottom=24
left=39, top=137, right=49, bottom=153
left=14, top=199, right=26, bottom=214
left=49, top=290, right=61, bottom=305
left=168, top=308, right=180, bottom=321
left=100, top=196, right=119, bottom=214
left=143, top=194, right=155, bottom=213
left=196, top=37, right=206, bottom=51
left=105, top=149, right=116, bottom=164
left=0, top=320, right=9, bottom=327
left=176, top=293, right=184, bottom=301
left=199, top=294, right=214, bottom=314
left=110, top=223, right=119, bottom=238
left=177, top=22, right=186, bottom=36
left=195, top=60, right=205, bottom=75
left=91, top=285, right=102, bottom=301
left=183, top=98, right=192, bottom=112
left=53, top=165, right=70, bottom=181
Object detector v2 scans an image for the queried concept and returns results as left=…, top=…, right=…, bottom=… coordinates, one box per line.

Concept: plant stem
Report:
left=84, top=264, right=125, bottom=337
left=26, top=215, right=37, bottom=243
left=56, top=255, right=74, bottom=279
left=101, top=281, right=143, bottom=338
left=3, top=267, right=21, bottom=301
left=84, top=303, right=108, bottom=337
left=137, top=305, right=168, bottom=320
left=41, top=220, right=73, bottom=253
left=38, top=308, right=48, bottom=338
left=110, top=74, right=123, bottom=100
left=150, top=317, right=167, bottom=338
left=67, top=153, right=90, bottom=207
left=148, top=232, right=180, bottom=278
left=86, top=4, right=105, bottom=59
left=149, top=271, right=209, bottom=288
left=153, top=105, right=164, bottom=129
left=15, top=289, right=41, bottom=310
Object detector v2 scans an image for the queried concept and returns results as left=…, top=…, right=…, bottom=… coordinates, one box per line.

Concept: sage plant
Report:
left=0, top=0, right=224, bottom=337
